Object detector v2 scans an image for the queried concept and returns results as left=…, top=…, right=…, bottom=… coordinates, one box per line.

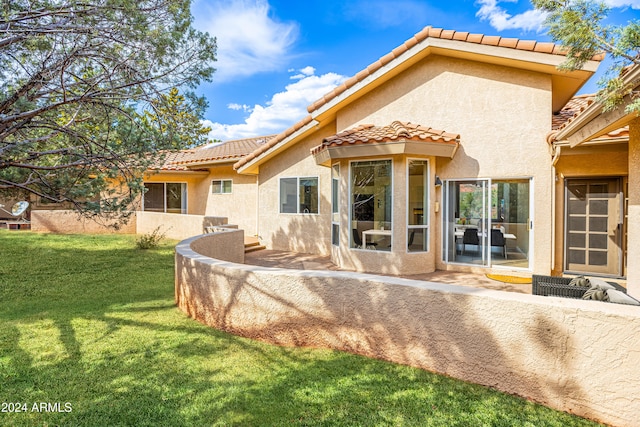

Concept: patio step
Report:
left=244, top=238, right=266, bottom=253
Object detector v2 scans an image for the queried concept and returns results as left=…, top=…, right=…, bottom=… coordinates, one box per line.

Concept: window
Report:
left=212, top=179, right=232, bottom=194
left=407, top=160, right=429, bottom=252
left=350, top=160, right=392, bottom=251
left=332, top=164, right=340, bottom=246
left=279, top=177, right=318, bottom=214
left=143, top=182, right=187, bottom=214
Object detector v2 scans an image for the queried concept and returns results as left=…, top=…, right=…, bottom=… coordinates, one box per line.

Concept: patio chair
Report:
left=491, top=228, right=507, bottom=259
left=462, top=228, right=479, bottom=255
left=352, top=229, right=377, bottom=249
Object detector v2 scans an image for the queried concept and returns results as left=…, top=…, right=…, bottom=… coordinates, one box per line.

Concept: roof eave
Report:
left=144, top=169, right=210, bottom=177
left=313, top=140, right=459, bottom=165
left=555, top=64, right=640, bottom=147
left=312, top=37, right=600, bottom=124
left=235, top=119, right=321, bottom=175
left=181, top=158, right=242, bottom=168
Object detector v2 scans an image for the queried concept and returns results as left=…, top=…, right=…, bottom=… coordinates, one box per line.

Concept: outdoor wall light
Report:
left=434, top=176, right=443, bottom=187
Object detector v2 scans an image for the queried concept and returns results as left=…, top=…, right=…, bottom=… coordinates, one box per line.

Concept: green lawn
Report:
left=0, top=231, right=602, bottom=426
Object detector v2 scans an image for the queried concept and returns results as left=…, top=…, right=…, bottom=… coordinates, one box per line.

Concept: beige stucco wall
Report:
left=31, top=210, right=136, bottom=234
left=188, top=229, right=244, bottom=264
left=142, top=165, right=258, bottom=237
left=176, top=234, right=640, bottom=427
left=552, top=146, right=629, bottom=276
left=200, top=165, right=258, bottom=236
left=257, top=126, right=336, bottom=255
left=136, top=211, right=208, bottom=240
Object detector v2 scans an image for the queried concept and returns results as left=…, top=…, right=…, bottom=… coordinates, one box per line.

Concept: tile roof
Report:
left=235, top=25, right=604, bottom=171
left=175, top=135, right=275, bottom=166
left=154, top=135, right=275, bottom=171
left=311, top=121, right=459, bottom=155
left=552, top=94, right=595, bottom=130
left=550, top=94, right=629, bottom=143
left=152, top=150, right=198, bottom=171
left=233, top=116, right=314, bottom=169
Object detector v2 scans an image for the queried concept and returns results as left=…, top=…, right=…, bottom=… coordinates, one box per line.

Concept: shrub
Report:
left=135, top=226, right=166, bottom=250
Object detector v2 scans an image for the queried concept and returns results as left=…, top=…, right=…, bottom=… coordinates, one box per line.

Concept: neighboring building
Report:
left=33, top=25, right=640, bottom=296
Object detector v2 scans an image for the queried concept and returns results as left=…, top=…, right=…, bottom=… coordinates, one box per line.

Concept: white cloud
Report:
left=291, top=66, right=316, bottom=80
left=604, top=0, right=640, bottom=8
left=203, top=68, right=348, bottom=141
left=476, top=0, right=548, bottom=32
left=476, top=0, right=640, bottom=32
left=228, top=103, right=252, bottom=112
left=191, top=0, right=299, bottom=81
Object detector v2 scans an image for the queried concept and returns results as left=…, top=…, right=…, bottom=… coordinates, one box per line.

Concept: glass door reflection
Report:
left=445, top=180, right=489, bottom=266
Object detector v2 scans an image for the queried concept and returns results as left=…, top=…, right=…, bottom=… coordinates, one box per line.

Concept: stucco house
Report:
left=142, top=27, right=602, bottom=270
left=32, top=25, right=640, bottom=297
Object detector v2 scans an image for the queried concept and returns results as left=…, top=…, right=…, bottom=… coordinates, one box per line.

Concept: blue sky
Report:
left=190, top=0, right=640, bottom=142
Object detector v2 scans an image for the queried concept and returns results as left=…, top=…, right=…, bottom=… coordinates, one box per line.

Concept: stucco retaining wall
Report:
left=176, top=233, right=640, bottom=427
left=136, top=212, right=229, bottom=240
left=31, top=210, right=136, bottom=234
left=188, top=229, right=244, bottom=264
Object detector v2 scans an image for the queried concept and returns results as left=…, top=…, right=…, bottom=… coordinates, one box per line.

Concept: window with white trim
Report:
left=212, top=179, right=232, bottom=194
left=279, top=177, right=318, bottom=214
left=407, top=159, right=429, bottom=252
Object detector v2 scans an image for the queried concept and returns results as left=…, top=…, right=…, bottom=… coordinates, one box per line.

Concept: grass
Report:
left=0, top=231, right=603, bottom=426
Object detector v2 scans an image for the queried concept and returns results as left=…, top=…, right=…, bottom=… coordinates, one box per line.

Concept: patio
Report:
left=244, top=249, right=535, bottom=294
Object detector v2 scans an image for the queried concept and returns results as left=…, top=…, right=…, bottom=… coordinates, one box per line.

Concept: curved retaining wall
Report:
left=176, top=233, right=640, bottom=427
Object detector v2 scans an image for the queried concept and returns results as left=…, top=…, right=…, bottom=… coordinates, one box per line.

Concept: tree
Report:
left=533, top=0, right=640, bottom=112
left=0, top=0, right=216, bottom=220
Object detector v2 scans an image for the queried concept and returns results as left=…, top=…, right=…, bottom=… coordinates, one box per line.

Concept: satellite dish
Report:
left=11, top=201, right=29, bottom=216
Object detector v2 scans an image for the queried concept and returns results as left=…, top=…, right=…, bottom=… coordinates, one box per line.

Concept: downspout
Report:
left=548, top=133, right=562, bottom=273
left=256, top=173, right=260, bottom=241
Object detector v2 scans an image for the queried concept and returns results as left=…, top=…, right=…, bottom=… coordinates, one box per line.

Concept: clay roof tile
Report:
left=466, top=33, right=484, bottom=44
left=452, top=31, right=469, bottom=41
left=498, top=38, right=518, bottom=49
left=516, top=40, right=536, bottom=51
left=482, top=35, right=501, bottom=46
left=311, top=121, right=459, bottom=155
left=534, top=42, right=555, bottom=54
left=440, top=29, right=456, bottom=40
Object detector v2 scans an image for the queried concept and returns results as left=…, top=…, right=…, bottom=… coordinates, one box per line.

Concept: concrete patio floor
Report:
left=244, top=249, right=534, bottom=294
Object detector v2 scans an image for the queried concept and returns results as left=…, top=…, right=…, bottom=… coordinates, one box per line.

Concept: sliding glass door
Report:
left=444, top=178, right=531, bottom=269
left=444, top=180, right=490, bottom=266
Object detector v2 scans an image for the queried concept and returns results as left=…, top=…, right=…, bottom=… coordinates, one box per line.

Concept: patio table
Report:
left=363, top=228, right=391, bottom=248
